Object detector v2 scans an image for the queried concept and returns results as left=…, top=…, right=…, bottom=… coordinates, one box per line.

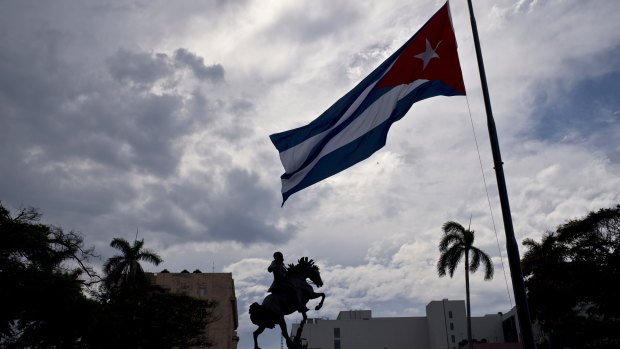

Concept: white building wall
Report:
left=293, top=300, right=521, bottom=349
left=471, top=314, right=504, bottom=343
left=426, top=300, right=468, bottom=349
left=293, top=316, right=429, bottom=349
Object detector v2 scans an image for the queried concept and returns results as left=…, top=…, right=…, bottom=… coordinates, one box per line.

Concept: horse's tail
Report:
left=249, top=302, right=276, bottom=329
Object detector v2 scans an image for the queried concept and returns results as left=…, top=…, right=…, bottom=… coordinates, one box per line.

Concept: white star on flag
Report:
left=415, top=39, right=441, bottom=70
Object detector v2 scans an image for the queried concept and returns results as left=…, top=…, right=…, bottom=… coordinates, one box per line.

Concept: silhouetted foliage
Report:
left=522, top=204, right=620, bottom=349
left=88, top=284, right=217, bottom=348
left=0, top=202, right=98, bottom=348
left=97, top=236, right=217, bottom=348
left=1, top=202, right=219, bottom=348
left=103, top=237, right=162, bottom=293
left=437, top=221, right=494, bottom=349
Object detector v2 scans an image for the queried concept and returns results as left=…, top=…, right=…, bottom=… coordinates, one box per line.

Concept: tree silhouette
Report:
left=522, top=205, right=620, bottom=349
left=0, top=203, right=98, bottom=347
left=103, top=238, right=162, bottom=292
left=437, top=221, right=494, bottom=349
left=2, top=201, right=219, bottom=348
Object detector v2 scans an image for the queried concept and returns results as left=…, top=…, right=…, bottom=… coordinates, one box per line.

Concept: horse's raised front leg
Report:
left=312, top=292, right=326, bottom=310
left=253, top=326, right=265, bottom=349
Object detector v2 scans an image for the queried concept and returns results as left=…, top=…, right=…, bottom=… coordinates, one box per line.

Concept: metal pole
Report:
left=465, top=1, right=535, bottom=348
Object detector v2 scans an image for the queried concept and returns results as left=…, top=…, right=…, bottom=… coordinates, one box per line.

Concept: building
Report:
left=150, top=271, right=239, bottom=349
left=291, top=299, right=521, bottom=349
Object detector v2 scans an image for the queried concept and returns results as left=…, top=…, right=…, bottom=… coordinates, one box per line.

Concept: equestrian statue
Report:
left=249, top=252, right=326, bottom=349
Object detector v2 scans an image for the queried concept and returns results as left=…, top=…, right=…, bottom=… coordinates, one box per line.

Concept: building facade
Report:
left=292, top=299, right=521, bottom=349
left=150, top=271, right=239, bottom=349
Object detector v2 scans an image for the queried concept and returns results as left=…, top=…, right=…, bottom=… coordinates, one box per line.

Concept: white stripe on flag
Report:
left=278, top=60, right=401, bottom=174
left=281, top=79, right=428, bottom=193
left=278, top=80, right=378, bottom=174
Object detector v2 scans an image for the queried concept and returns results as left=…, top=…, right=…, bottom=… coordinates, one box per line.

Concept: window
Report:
left=451, top=335, right=456, bottom=343
left=198, top=288, right=206, bottom=297
left=334, top=328, right=341, bottom=349
left=450, top=322, right=454, bottom=330
left=448, top=310, right=453, bottom=318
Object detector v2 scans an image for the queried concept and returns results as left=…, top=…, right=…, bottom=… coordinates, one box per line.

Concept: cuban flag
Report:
left=270, top=2, right=465, bottom=204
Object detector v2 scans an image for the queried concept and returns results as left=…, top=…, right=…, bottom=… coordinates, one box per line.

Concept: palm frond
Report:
left=445, top=245, right=464, bottom=278
left=439, top=233, right=464, bottom=251
left=522, top=237, right=540, bottom=249
left=442, top=221, right=466, bottom=235
left=103, top=256, right=125, bottom=274
left=437, top=252, right=450, bottom=277
left=110, top=238, right=132, bottom=254
left=469, top=248, right=481, bottom=272
left=138, top=248, right=163, bottom=265
left=470, top=247, right=494, bottom=280
left=132, top=239, right=145, bottom=251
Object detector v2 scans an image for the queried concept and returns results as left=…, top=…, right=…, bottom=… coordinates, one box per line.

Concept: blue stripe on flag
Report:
left=279, top=86, right=395, bottom=180
left=280, top=80, right=463, bottom=203
left=281, top=117, right=391, bottom=203
left=270, top=36, right=415, bottom=153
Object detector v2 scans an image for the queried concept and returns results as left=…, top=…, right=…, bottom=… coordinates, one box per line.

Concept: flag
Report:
left=270, top=2, right=465, bottom=204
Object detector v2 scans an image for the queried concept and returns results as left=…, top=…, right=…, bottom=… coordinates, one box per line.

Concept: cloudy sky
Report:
left=1, top=0, right=619, bottom=347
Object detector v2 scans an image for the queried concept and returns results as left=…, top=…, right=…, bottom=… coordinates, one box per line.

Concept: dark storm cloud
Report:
left=204, top=168, right=296, bottom=242
left=0, top=36, right=201, bottom=176
left=107, top=48, right=226, bottom=86
left=174, top=48, right=225, bottom=82
left=106, top=50, right=172, bottom=85
left=113, top=166, right=297, bottom=245
left=0, top=15, right=287, bottom=247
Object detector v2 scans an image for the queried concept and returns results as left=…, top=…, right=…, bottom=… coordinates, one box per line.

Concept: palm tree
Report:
left=437, top=221, right=494, bottom=349
left=522, top=232, right=565, bottom=277
left=103, top=238, right=162, bottom=292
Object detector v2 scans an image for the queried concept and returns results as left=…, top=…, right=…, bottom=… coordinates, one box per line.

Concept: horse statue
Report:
left=249, top=257, right=326, bottom=349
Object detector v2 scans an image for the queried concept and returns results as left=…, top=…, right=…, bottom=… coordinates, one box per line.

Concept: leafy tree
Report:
left=0, top=202, right=98, bottom=348
left=522, top=205, right=620, bottom=349
left=103, top=237, right=162, bottom=293
left=437, top=221, right=494, bottom=349
left=135, top=291, right=217, bottom=348
left=1, top=201, right=220, bottom=348
left=88, top=286, right=218, bottom=348
left=98, top=237, right=217, bottom=348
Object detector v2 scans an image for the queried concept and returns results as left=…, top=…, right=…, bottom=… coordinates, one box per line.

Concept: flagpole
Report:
left=465, top=1, right=535, bottom=349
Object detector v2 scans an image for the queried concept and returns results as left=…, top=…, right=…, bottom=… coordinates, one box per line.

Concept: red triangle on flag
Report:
left=378, top=3, right=465, bottom=94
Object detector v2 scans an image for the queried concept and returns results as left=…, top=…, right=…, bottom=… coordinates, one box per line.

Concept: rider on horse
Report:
left=252, top=255, right=326, bottom=349
left=268, top=252, right=307, bottom=312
